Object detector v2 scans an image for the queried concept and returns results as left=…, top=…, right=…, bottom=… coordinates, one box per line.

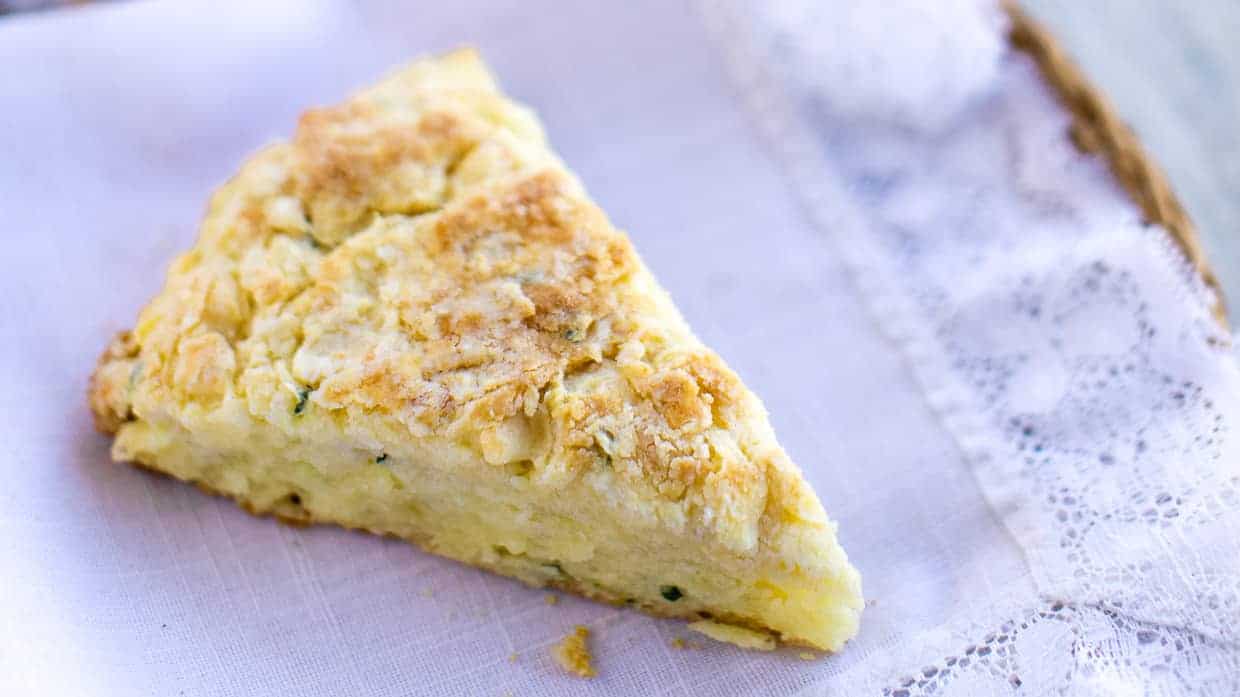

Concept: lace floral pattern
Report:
left=704, top=0, right=1240, bottom=693
left=883, top=601, right=1239, bottom=696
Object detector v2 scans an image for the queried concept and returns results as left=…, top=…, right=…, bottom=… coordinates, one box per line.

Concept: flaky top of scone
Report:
left=89, top=49, right=832, bottom=558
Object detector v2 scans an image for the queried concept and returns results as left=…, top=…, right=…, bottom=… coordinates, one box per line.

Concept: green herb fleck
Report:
left=293, top=387, right=311, bottom=415
left=563, top=328, right=582, bottom=343
left=375, top=453, right=389, bottom=464
left=660, top=585, right=683, bottom=602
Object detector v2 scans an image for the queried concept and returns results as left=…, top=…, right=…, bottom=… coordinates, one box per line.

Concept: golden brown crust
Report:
left=87, top=50, right=799, bottom=548
left=88, top=331, right=139, bottom=435
left=292, top=102, right=478, bottom=245
left=87, top=50, right=864, bottom=651
left=1005, top=1, right=1227, bottom=327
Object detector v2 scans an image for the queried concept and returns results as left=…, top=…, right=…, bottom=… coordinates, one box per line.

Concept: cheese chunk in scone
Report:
left=88, top=49, right=863, bottom=651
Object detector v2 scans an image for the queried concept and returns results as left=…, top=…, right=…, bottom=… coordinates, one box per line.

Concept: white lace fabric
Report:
left=1, top=1, right=1237, bottom=695
left=710, top=0, right=1240, bottom=693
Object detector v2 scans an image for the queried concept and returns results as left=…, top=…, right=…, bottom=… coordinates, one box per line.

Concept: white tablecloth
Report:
left=2, top=1, right=1237, bottom=694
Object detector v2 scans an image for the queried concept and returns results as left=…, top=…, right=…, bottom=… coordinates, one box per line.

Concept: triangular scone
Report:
left=89, top=49, right=862, bottom=651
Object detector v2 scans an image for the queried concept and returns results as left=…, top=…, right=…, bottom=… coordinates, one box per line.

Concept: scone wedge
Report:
left=89, top=49, right=863, bottom=651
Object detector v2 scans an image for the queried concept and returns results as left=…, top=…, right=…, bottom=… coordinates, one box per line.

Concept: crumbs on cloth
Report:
left=551, top=626, right=596, bottom=678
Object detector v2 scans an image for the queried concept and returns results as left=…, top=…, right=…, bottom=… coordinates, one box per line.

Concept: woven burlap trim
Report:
left=1005, top=2, right=1227, bottom=327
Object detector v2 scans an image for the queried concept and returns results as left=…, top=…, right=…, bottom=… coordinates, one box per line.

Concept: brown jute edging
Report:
left=1004, top=2, right=1228, bottom=328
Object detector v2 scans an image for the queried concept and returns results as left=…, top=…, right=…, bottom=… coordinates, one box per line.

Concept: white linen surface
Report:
left=0, top=1, right=1235, bottom=694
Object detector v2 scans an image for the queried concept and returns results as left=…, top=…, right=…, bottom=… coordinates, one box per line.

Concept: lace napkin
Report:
left=1, top=1, right=1236, bottom=694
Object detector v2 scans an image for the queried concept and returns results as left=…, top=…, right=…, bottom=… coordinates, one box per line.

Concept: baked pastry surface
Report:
left=88, top=49, right=862, bottom=651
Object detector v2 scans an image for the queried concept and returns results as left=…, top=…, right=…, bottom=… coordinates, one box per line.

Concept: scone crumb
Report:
left=551, top=625, right=596, bottom=678
left=544, top=594, right=559, bottom=606
left=798, top=652, right=817, bottom=661
left=670, top=636, right=705, bottom=650
left=508, top=652, right=518, bottom=663
left=687, top=620, right=776, bottom=651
